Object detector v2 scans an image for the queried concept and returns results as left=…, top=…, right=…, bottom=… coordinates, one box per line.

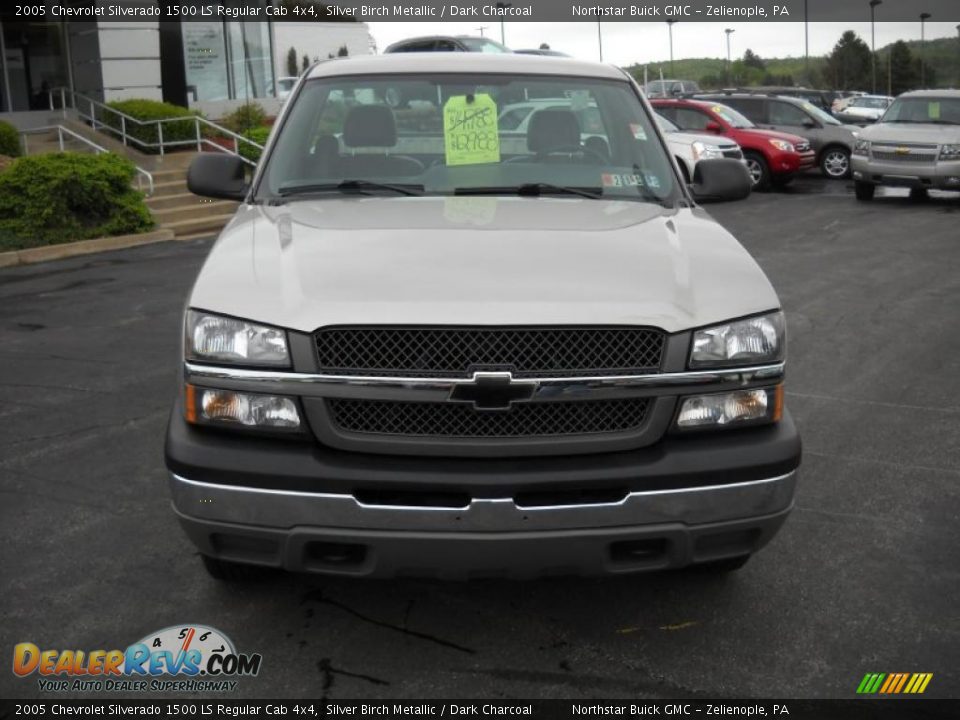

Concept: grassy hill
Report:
left=627, top=37, right=959, bottom=90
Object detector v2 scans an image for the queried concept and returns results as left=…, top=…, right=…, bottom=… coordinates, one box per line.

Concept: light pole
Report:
left=494, top=3, right=511, bottom=45
left=667, top=20, right=677, bottom=76
left=804, top=0, right=809, bottom=83
left=724, top=28, right=735, bottom=85
left=597, top=22, right=603, bottom=62
left=870, top=0, right=882, bottom=94
left=475, top=26, right=488, bottom=38
left=920, top=13, right=931, bottom=87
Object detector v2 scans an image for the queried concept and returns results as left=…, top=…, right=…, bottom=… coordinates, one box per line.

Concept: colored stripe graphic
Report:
left=857, top=672, right=932, bottom=694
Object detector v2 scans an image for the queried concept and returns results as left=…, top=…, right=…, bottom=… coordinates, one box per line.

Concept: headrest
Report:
left=342, top=105, right=397, bottom=148
left=527, top=108, right=581, bottom=153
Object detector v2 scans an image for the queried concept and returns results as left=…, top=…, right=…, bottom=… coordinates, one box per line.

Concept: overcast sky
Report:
left=367, top=22, right=960, bottom=66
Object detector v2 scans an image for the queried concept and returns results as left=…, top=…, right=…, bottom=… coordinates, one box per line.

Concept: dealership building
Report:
left=0, top=6, right=372, bottom=124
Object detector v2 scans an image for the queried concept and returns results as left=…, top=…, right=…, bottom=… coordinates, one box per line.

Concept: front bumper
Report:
left=769, top=150, right=816, bottom=178
left=851, top=155, right=960, bottom=189
left=166, top=407, right=801, bottom=578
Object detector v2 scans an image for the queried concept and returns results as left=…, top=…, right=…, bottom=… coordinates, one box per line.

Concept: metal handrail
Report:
left=48, top=87, right=264, bottom=166
left=20, top=125, right=155, bottom=195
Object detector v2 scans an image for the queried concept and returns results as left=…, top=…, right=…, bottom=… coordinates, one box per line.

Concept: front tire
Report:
left=743, top=151, right=771, bottom=191
left=910, top=187, right=929, bottom=201
left=854, top=181, right=875, bottom=201
left=820, top=146, right=851, bottom=179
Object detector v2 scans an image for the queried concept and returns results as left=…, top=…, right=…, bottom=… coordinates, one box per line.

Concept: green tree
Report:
left=887, top=41, right=918, bottom=95
left=826, top=31, right=872, bottom=91
left=337, top=45, right=349, bottom=57
left=743, top=49, right=765, bottom=71
left=302, top=54, right=310, bottom=73
left=286, top=47, right=298, bottom=76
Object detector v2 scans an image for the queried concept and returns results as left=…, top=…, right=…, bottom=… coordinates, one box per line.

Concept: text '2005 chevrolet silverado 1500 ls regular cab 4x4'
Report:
left=166, top=53, right=801, bottom=581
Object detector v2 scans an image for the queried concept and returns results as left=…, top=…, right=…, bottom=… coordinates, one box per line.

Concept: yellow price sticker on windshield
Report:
left=444, top=94, right=500, bottom=166
left=929, top=102, right=941, bottom=120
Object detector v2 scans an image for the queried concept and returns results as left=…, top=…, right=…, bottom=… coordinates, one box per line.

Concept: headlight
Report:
left=186, top=310, right=289, bottom=367
left=185, top=385, right=302, bottom=431
left=690, top=312, right=785, bottom=368
left=676, top=386, right=783, bottom=429
left=940, top=144, right=960, bottom=160
left=691, top=141, right=724, bottom=162
left=768, top=139, right=795, bottom=152
left=853, top=139, right=871, bottom=155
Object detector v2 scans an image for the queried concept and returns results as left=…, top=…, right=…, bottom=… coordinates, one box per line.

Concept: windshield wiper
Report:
left=274, top=180, right=424, bottom=202
left=455, top=183, right=604, bottom=200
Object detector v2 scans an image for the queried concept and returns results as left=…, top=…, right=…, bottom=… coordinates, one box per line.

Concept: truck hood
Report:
left=189, top=197, right=779, bottom=335
left=859, top=122, right=959, bottom=144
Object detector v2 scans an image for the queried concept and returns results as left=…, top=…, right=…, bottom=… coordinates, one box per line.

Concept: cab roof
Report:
left=306, top=53, right=629, bottom=81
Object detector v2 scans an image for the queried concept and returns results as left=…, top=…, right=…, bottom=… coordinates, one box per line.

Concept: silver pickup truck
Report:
left=852, top=90, right=960, bottom=200
left=166, top=53, right=800, bottom=581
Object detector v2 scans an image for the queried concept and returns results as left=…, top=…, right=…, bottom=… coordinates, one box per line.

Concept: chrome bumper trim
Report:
left=169, top=470, right=798, bottom=533
left=184, top=362, right=786, bottom=402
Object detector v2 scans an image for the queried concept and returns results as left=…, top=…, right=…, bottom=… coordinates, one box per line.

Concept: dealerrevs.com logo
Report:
left=13, top=624, right=262, bottom=693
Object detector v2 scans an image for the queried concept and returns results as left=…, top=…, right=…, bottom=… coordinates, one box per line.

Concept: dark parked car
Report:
left=645, top=79, right=702, bottom=98
left=384, top=36, right=511, bottom=54
left=732, top=86, right=840, bottom=113
left=697, top=93, right=859, bottom=179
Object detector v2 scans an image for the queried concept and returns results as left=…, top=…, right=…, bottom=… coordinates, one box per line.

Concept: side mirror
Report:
left=187, top=153, right=248, bottom=201
left=689, top=158, right=752, bottom=203
left=802, top=119, right=817, bottom=129
left=705, top=121, right=723, bottom=133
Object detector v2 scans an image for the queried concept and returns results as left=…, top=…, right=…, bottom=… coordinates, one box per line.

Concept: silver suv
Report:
left=851, top=90, right=960, bottom=200
left=168, top=53, right=799, bottom=580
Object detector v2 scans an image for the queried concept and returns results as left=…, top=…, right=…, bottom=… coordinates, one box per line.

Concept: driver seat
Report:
left=526, top=108, right=584, bottom=161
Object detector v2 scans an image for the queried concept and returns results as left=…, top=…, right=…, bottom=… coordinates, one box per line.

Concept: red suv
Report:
left=652, top=98, right=815, bottom=190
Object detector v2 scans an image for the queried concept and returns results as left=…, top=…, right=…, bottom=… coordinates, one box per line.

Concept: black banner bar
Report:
left=10, top=0, right=960, bottom=23
left=1, top=699, right=958, bottom=720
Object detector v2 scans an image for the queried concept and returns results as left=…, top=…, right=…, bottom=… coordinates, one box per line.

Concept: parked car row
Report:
left=651, top=98, right=815, bottom=190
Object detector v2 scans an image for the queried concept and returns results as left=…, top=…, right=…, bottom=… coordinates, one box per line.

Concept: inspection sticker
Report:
left=629, top=123, right=647, bottom=140
left=444, top=94, right=500, bottom=166
left=601, top=173, right=644, bottom=187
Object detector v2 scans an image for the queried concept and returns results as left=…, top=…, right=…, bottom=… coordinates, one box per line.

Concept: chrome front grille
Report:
left=314, top=326, right=665, bottom=378
left=327, top=398, right=652, bottom=439
left=871, top=147, right=938, bottom=163
left=795, top=141, right=811, bottom=153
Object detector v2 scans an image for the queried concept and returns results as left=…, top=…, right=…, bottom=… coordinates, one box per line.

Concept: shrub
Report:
left=238, top=126, right=271, bottom=164
left=0, top=153, right=153, bottom=251
left=220, top=102, right=268, bottom=133
left=0, top=120, right=22, bottom=157
left=102, top=99, right=200, bottom=153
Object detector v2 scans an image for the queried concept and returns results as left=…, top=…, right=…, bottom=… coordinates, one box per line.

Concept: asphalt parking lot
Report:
left=1, top=176, right=958, bottom=701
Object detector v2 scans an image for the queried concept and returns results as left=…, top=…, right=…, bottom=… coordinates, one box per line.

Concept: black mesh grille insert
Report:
left=315, top=327, right=665, bottom=378
left=327, top=398, right=652, bottom=438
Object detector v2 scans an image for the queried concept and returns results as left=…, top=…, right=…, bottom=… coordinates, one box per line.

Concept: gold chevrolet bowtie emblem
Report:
left=895, top=147, right=911, bottom=155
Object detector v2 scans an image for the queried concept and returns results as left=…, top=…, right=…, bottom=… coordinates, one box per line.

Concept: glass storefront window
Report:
left=228, top=22, right=272, bottom=101
left=182, top=21, right=274, bottom=103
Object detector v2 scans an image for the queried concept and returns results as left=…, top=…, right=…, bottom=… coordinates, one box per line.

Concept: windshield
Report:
left=458, top=37, right=511, bottom=53
left=257, top=73, right=678, bottom=204
left=852, top=97, right=890, bottom=109
left=800, top=101, right=841, bottom=126
left=709, top=103, right=754, bottom=128
left=882, top=97, right=960, bottom=124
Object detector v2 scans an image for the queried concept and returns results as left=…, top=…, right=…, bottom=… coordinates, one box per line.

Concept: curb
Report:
left=0, top=228, right=175, bottom=269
